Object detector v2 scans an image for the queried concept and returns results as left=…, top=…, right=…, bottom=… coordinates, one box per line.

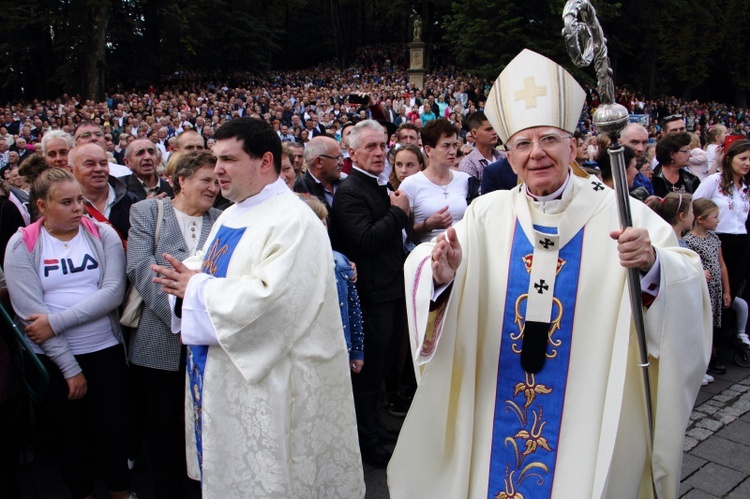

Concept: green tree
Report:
left=444, top=0, right=525, bottom=79
left=721, top=0, right=749, bottom=106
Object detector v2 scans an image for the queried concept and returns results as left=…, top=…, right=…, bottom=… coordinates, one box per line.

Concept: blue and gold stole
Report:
left=486, top=177, right=610, bottom=498
left=487, top=220, right=584, bottom=499
left=187, top=225, right=246, bottom=477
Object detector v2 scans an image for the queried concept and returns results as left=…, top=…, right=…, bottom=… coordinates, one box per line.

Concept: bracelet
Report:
left=422, top=220, right=428, bottom=232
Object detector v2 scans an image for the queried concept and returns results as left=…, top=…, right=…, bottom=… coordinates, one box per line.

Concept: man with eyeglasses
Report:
left=389, top=49, right=710, bottom=499
left=293, top=136, right=343, bottom=210
left=74, top=121, right=132, bottom=177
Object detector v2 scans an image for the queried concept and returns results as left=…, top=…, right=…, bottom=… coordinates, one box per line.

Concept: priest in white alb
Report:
left=152, top=117, right=364, bottom=499
left=387, top=50, right=711, bottom=499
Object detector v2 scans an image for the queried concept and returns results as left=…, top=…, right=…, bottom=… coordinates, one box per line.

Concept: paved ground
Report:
left=10, top=347, right=750, bottom=498
left=679, top=348, right=750, bottom=498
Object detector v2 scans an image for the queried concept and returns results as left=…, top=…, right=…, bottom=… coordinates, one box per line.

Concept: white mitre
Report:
left=485, top=49, right=586, bottom=144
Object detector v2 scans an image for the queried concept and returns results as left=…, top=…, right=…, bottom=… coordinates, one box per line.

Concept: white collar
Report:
left=352, top=165, right=388, bottom=186
left=234, top=177, right=289, bottom=210
left=525, top=170, right=571, bottom=202
left=308, top=170, right=322, bottom=185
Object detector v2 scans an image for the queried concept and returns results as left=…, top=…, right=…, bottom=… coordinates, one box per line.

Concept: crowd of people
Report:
left=0, top=48, right=747, bottom=499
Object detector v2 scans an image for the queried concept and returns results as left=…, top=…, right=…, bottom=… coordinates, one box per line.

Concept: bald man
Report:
left=620, top=123, right=654, bottom=195
left=70, top=143, right=138, bottom=243
left=173, top=130, right=206, bottom=153
left=74, top=121, right=132, bottom=177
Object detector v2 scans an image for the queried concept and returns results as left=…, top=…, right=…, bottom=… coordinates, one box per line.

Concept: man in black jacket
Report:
left=293, top=136, right=342, bottom=210
left=122, top=138, right=174, bottom=201
left=331, top=120, right=410, bottom=468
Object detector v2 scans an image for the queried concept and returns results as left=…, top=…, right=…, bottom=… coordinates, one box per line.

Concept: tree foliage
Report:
left=0, top=0, right=746, bottom=105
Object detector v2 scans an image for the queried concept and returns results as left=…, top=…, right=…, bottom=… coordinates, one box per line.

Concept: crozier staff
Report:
left=387, top=49, right=710, bottom=499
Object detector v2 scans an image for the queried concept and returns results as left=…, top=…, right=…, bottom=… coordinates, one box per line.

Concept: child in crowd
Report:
left=645, top=192, right=694, bottom=246
left=298, top=195, right=364, bottom=374
left=646, top=193, right=715, bottom=384
left=683, top=199, right=749, bottom=381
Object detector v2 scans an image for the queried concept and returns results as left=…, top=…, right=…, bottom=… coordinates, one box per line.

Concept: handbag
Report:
left=120, top=199, right=164, bottom=328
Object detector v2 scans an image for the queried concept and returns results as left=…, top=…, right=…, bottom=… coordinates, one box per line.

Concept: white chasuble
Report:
left=182, top=187, right=365, bottom=499
left=389, top=174, right=711, bottom=499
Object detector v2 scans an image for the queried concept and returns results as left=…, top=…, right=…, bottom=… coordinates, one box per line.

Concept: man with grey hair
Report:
left=293, top=135, right=343, bottom=209
left=389, top=49, right=709, bottom=499
left=12, top=138, right=30, bottom=164
left=331, top=119, right=410, bottom=468
left=121, top=138, right=173, bottom=201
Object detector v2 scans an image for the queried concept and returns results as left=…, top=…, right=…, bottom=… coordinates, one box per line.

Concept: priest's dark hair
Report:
left=214, top=117, right=282, bottom=174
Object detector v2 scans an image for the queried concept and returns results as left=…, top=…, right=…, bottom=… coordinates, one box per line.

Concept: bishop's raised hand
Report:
left=432, top=227, right=462, bottom=286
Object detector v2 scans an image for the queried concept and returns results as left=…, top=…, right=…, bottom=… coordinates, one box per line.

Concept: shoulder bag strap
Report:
left=154, top=199, right=164, bottom=251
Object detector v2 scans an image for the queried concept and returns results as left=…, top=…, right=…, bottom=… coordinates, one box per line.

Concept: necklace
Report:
left=662, top=168, right=685, bottom=193
left=427, top=171, right=453, bottom=199
left=44, top=225, right=75, bottom=248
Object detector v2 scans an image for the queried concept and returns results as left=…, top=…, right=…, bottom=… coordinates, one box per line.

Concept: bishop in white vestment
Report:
left=387, top=51, right=711, bottom=499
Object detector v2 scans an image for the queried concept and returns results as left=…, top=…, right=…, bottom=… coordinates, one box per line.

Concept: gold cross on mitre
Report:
left=514, top=77, right=547, bottom=109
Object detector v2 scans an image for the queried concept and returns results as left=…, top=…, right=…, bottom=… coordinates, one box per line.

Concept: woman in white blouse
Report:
left=399, top=119, right=470, bottom=244
left=693, top=139, right=750, bottom=299
left=126, top=150, right=221, bottom=498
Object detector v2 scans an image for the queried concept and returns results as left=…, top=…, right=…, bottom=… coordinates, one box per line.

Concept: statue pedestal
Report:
left=408, top=41, right=425, bottom=90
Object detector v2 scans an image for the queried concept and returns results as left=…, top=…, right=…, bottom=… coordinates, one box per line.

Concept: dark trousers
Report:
left=40, top=344, right=132, bottom=499
left=130, top=356, right=191, bottom=499
left=352, top=298, right=405, bottom=449
left=718, top=233, right=749, bottom=299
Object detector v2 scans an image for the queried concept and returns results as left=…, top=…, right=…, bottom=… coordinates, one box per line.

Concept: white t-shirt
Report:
left=35, top=228, right=118, bottom=355
left=399, top=170, right=470, bottom=243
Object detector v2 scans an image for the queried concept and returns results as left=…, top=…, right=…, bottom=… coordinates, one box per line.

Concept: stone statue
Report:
left=413, top=17, right=422, bottom=42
